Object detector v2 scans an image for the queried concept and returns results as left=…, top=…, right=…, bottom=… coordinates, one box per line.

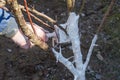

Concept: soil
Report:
left=0, top=0, right=120, bottom=80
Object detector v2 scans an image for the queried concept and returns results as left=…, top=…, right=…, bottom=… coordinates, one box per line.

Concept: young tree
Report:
left=52, top=0, right=115, bottom=80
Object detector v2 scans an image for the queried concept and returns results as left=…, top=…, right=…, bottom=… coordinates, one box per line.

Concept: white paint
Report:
left=52, top=12, right=98, bottom=80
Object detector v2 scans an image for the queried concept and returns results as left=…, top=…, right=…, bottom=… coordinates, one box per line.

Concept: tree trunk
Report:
left=74, top=72, right=86, bottom=80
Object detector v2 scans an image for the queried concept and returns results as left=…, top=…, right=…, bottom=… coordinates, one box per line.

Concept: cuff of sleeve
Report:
left=5, top=28, right=18, bottom=38
left=2, top=17, right=19, bottom=38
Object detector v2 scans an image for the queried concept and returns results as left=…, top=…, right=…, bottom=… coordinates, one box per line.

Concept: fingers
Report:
left=11, top=30, right=30, bottom=49
left=26, top=22, right=48, bottom=42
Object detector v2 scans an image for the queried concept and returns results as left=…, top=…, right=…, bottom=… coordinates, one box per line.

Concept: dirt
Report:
left=0, top=0, right=120, bottom=80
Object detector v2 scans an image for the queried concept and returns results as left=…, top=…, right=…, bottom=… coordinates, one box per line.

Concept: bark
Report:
left=7, top=0, right=48, bottom=50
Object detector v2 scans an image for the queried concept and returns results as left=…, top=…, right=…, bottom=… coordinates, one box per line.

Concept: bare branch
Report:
left=78, top=0, right=86, bottom=15
left=19, top=5, right=56, bottom=23
left=84, top=34, right=98, bottom=70
left=24, top=0, right=36, bottom=34
left=52, top=47, right=78, bottom=75
left=96, top=0, right=115, bottom=33
left=21, top=8, right=54, bottom=30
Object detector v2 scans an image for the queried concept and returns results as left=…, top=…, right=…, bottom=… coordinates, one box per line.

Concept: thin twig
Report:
left=24, top=0, right=36, bottom=34
left=19, top=5, right=56, bottom=23
left=30, top=13, right=54, bottom=30
left=78, top=0, right=85, bottom=15
left=21, top=8, right=54, bottom=30
left=84, top=35, right=98, bottom=70
left=96, top=0, right=115, bottom=34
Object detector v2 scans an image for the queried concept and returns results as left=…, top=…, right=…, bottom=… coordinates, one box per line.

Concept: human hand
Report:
left=26, top=22, right=49, bottom=42
left=11, top=23, right=48, bottom=49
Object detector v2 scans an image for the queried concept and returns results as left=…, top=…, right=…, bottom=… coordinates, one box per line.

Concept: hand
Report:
left=26, top=22, right=48, bottom=42
left=11, top=23, right=48, bottom=49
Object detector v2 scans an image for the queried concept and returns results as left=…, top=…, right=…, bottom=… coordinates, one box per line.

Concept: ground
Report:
left=0, top=0, right=120, bottom=80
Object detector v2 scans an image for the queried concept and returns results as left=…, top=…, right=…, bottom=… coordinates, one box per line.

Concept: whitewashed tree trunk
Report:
left=52, top=12, right=98, bottom=80
left=74, top=72, right=85, bottom=80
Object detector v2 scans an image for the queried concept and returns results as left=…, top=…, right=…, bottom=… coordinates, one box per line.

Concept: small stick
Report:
left=21, top=8, right=54, bottom=30
left=78, top=0, right=86, bottom=15
left=19, top=5, right=56, bottom=23
left=24, top=0, right=36, bottom=34
left=96, top=0, right=115, bottom=34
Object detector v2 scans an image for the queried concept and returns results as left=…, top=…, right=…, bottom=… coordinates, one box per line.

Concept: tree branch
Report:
left=21, top=7, right=54, bottom=30
left=52, top=47, right=78, bottom=75
left=7, top=0, right=48, bottom=50
left=84, top=34, right=98, bottom=70
left=24, top=0, right=36, bottom=34
left=96, top=0, right=115, bottom=33
left=78, top=0, right=86, bottom=15
left=19, top=5, right=56, bottom=23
